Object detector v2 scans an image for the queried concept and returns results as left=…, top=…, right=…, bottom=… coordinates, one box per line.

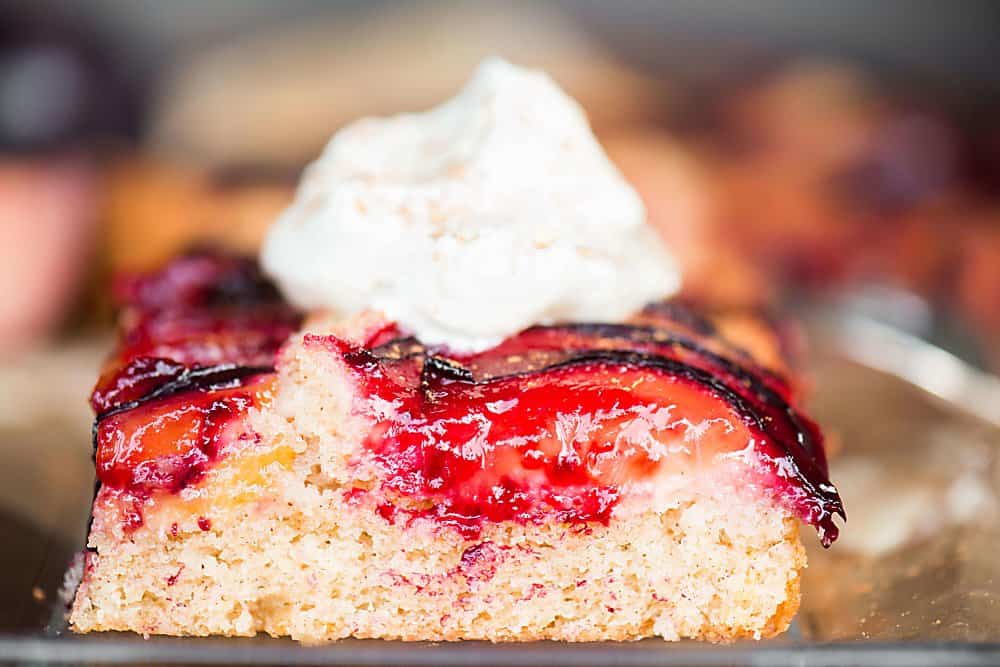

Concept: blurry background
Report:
left=1, top=0, right=1000, bottom=364
left=1, top=0, right=1000, bottom=637
left=1, top=0, right=999, bottom=365
left=2, top=0, right=1000, bottom=355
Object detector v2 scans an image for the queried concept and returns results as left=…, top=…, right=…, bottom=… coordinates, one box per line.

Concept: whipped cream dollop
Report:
left=262, top=58, right=680, bottom=352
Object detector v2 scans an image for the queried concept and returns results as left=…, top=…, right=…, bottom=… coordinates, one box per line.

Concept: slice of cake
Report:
left=69, top=252, right=842, bottom=642
left=71, top=58, right=842, bottom=642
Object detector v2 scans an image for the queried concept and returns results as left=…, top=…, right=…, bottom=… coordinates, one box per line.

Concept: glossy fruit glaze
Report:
left=317, top=308, right=844, bottom=546
left=91, top=252, right=842, bottom=544
left=91, top=251, right=298, bottom=528
left=93, top=251, right=298, bottom=412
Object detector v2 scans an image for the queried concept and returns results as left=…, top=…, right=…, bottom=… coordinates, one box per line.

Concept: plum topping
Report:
left=92, top=250, right=299, bottom=414
left=92, top=251, right=299, bottom=418
left=319, top=316, right=844, bottom=546
left=91, top=252, right=297, bottom=528
left=94, top=374, right=270, bottom=495
left=90, top=253, right=842, bottom=546
left=112, top=250, right=283, bottom=313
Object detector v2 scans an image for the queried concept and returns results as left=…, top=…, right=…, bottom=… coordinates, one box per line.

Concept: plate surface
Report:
left=2, top=317, right=1000, bottom=665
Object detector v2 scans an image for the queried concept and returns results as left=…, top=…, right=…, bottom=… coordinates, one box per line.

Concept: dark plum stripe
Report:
left=94, top=363, right=272, bottom=423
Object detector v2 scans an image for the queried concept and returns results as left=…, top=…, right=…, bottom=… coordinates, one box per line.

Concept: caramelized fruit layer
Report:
left=321, top=313, right=843, bottom=546
left=91, top=253, right=842, bottom=544
left=92, top=252, right=297, bottom=528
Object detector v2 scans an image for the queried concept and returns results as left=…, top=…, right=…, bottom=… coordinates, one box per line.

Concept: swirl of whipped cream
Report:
left=262, top=57, right=680, bottom=352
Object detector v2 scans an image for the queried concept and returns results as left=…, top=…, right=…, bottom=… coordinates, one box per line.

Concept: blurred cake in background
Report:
left=610, top=60, right=1000, bottom=368
left=705, top=62, right=1000, bottom=363
left=706, top=61, right=962, bottom=289
left=603, top=129, right=771, bottom=308
left=100, top=158, right=293, bottom=274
